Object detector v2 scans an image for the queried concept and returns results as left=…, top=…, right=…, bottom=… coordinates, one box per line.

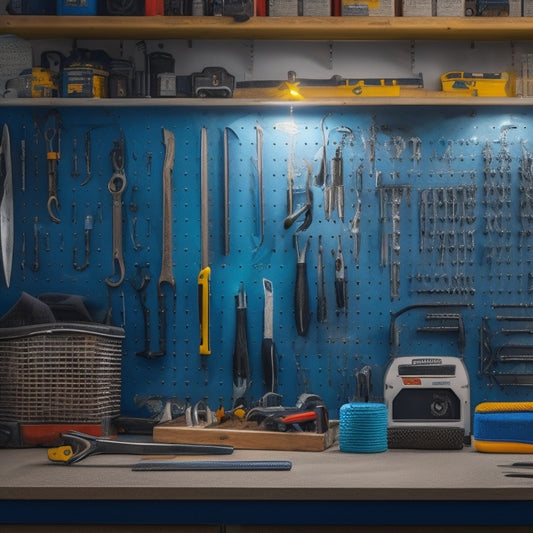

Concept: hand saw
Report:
left=0, top=123, right=13, bottom=288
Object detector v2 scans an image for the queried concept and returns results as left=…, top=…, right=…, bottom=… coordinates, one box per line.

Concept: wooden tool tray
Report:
left=153, top=418, right=338, bottom=452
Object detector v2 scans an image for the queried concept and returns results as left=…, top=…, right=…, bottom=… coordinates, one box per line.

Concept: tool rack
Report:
left=2, top=15, right=533, bottom=423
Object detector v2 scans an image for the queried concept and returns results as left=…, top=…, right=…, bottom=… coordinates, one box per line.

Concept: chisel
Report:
left=294, top=234, right=311, bottom=336
left=262, top=278, right=277, bottom=392
left=198, top=126, right=211, bottom=355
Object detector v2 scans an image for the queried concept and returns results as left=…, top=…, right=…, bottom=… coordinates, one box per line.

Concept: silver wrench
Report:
left=105, top=136, right=127, bottom=287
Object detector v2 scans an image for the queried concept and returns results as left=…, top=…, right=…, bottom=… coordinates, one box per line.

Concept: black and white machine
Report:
left=384, top=305, right=471, bottom=449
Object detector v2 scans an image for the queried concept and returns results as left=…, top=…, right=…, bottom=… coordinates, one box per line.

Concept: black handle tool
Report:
left=232, top=283, right=250, bottom=407
left=294, top=234, right=311, bottom=336
left=262, top=278, right=278, bottom=393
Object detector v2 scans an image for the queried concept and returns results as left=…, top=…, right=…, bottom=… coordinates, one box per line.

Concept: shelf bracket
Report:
left=247, top=40, right=255, bottom=78
left=409, top=40, right=416, bottom=74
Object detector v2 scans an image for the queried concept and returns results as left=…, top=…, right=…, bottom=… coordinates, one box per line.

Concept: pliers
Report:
left=47, top=430, right=233, bottom=465
left=185, top=399, right=218, bottom=427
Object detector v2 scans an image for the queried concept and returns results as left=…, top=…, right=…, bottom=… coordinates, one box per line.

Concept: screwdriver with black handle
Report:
left=262, top=278, right=277, bottom=392
left=232, top=283, right=249, bottom=408
left=335, top=235, right=347, bottom=316
left=294, top=234, right=311, bottom=336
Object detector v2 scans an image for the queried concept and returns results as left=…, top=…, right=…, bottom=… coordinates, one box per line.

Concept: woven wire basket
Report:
left=0, top=323, right=125, bottom=423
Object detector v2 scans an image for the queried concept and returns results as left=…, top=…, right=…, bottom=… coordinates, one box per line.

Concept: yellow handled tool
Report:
left=199, top=126, right=211, bottom=355
left=198, top=265, right=211, bottom=355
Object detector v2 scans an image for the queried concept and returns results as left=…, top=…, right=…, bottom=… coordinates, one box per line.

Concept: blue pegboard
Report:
left=1, top=103, right=533, bottom=421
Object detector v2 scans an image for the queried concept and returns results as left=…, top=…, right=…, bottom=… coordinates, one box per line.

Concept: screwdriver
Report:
left=294, top=234, right=311, bottom=336
left=261, top=278, right=277, bottom=393
left=232, top=283, right=249, bottom=408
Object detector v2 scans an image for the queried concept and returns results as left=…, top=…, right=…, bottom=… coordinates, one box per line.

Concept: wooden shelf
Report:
left=2, top=15, right=533, bottom=41
left=2, top=96, right=533, bottom=107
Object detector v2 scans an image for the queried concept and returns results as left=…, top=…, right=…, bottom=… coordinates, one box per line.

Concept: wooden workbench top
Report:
left=1, top=444, right=532, bottom=502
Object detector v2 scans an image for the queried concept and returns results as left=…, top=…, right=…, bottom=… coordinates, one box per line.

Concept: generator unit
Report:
left=384, top=304, right=471, bottom=449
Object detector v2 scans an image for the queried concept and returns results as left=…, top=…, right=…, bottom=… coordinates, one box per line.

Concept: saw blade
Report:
left=0, top=123, right=13, bottom=288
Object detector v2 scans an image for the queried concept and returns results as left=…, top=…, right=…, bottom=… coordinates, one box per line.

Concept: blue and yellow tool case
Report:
left=473, top=402, right=533, bottom=453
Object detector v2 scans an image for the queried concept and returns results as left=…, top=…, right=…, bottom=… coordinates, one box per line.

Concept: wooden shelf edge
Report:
left=2, top=15, right=533, bottom=41
left=2, top=96, right=533, bottom=107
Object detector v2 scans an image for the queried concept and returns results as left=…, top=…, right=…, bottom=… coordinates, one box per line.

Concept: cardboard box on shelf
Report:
left=341, top=0, right=395, bottom=16
left=268, top=0, right=331, bottom=16
left=402, top=0, right=432, bottom=16
left=435, top=0, right=464, bottom=16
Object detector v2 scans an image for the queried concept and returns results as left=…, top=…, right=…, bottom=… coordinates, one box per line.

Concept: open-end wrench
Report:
left=105, top=135, right=126, bottom=287
left=45, top=127, right=61, bottom=223
left=48, top=431, right=233, bottom=465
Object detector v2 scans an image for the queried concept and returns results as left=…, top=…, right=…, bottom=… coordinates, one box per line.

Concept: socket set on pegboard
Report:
left=2, top=104, right=533, bottom=419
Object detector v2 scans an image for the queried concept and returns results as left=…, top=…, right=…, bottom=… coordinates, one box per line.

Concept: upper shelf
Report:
left=2, top=15, right=533, bottom=41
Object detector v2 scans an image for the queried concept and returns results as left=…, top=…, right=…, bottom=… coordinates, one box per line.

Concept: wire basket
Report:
left=0, top=323, right=125, bottom=424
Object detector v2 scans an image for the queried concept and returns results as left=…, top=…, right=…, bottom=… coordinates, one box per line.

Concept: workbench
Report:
left=1, top=445, right=533, bottom=528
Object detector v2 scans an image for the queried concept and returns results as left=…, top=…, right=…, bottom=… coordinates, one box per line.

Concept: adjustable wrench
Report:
left=105, top=135, right=126, bottom=287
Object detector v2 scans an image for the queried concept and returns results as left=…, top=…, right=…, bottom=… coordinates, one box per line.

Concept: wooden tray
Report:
left=153, top=419, right=338, bottom=452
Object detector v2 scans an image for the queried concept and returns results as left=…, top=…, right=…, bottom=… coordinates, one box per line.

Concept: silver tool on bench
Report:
left=47, top=430, right=233, bottom=465
left=133, top=460, right=292, bottom=471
